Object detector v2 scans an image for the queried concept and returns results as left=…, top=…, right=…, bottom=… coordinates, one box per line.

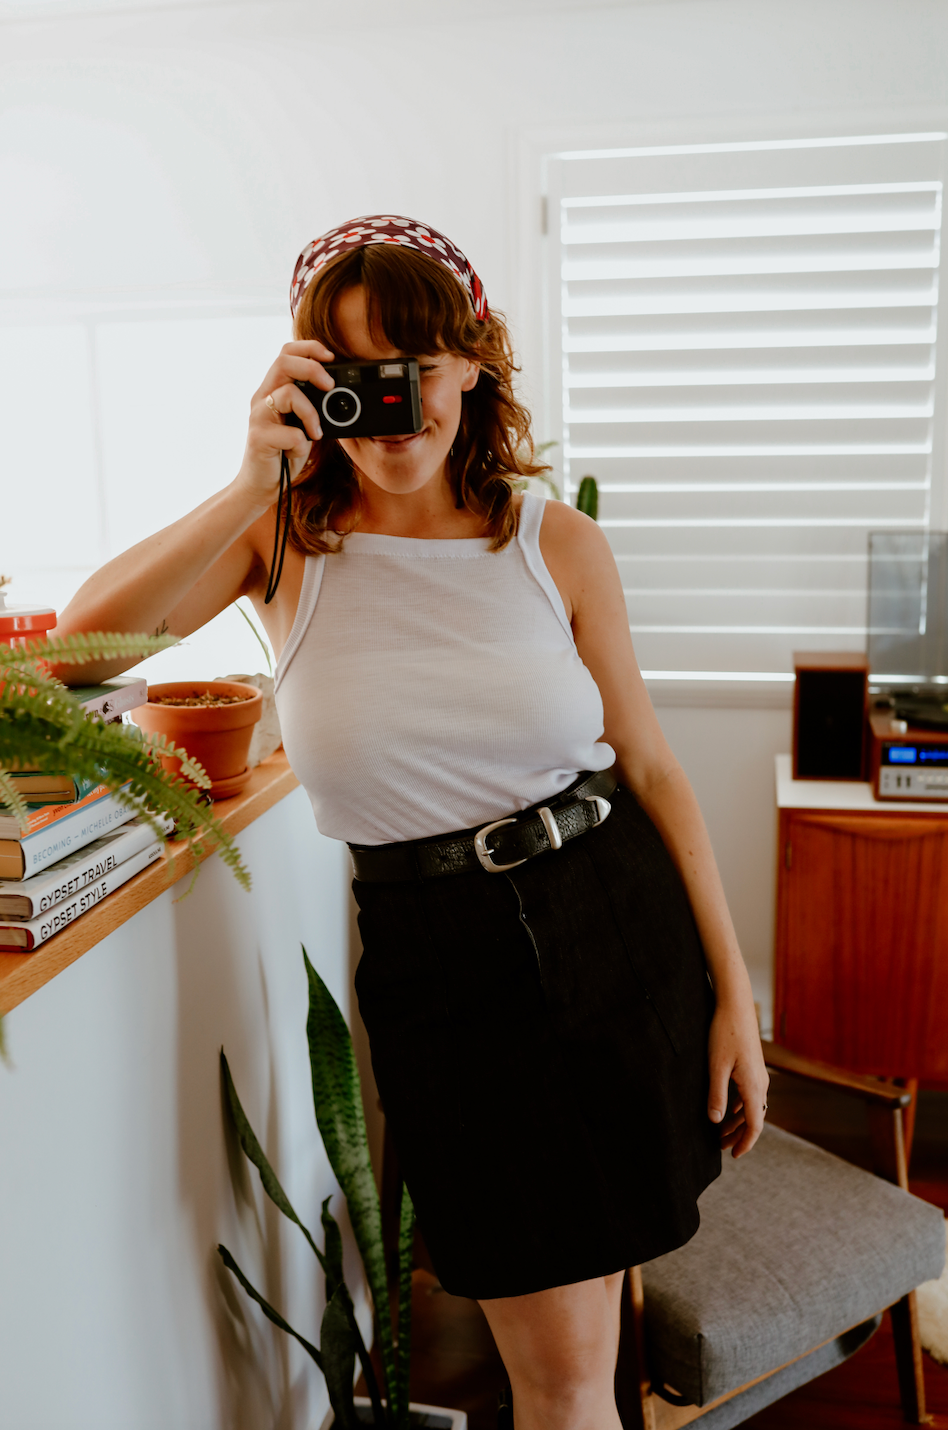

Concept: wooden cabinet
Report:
left=774, top=804, right=948, bottom=1081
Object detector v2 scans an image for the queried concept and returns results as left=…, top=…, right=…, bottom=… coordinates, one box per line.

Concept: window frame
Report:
left=513, top=107, right=948, bottom=707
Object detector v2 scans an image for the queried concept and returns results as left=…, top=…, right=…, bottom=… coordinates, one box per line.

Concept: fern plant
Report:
left=0, top=630, right=249, bottom=890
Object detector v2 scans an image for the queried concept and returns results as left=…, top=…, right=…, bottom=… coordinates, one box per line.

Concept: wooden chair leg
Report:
left=616, top=1267, right=655, bottom=1430
left=865, top=1105, right=943, bottom=1424
left=894, top=1078, right=920, bottom=1166
left=867, top=1103, right=910, bottom=1191
left=891, top=1291, right=930, bottom=1425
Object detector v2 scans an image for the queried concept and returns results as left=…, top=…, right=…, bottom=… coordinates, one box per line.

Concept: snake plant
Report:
left=219, top=946, right=415, bottom=1429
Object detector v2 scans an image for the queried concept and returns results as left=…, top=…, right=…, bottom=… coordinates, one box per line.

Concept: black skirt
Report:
left=352, top=784, right=721, bottom=1300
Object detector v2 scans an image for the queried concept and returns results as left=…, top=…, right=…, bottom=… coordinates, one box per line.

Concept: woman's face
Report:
left=330, top=284, right=479, bottom=499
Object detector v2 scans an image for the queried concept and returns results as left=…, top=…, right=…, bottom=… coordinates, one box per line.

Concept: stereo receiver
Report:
left=869, top=709, right=948, bottom=801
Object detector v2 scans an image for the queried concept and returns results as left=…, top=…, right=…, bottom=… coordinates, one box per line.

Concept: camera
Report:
left=285, top=359, right=423, bottom=439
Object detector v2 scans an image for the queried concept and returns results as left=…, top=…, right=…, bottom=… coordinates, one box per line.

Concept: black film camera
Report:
left=285, top=359, right=423, bottom=439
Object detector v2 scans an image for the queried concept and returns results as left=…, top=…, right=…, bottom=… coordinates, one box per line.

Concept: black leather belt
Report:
left=348, top=770, right=617, bottom=882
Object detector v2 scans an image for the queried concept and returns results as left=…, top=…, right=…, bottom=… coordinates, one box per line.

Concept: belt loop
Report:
left=537, top=806, right=563, bottom=851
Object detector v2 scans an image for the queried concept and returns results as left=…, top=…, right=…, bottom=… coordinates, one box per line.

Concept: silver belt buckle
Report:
left=474, top=788, right=610, bottom=874
left=473, top=817, right=528, bottom=873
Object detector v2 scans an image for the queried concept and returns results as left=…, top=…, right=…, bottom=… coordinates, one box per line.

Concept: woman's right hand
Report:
left=235, top=339, right=337, bottom=513
left=53, top=339, right=340, bottom=681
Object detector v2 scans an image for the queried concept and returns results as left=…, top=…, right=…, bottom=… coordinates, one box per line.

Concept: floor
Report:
left=394, top=1078, right=948, bottom=1430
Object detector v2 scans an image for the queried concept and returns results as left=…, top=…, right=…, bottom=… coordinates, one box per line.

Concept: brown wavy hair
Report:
left=289, top=244, right=549, bottom=553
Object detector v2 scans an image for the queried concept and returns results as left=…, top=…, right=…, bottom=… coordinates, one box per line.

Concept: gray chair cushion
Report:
left=693, top=1315, right=881, bottom=1430
left=641, top=1123, right=946, bottom=1407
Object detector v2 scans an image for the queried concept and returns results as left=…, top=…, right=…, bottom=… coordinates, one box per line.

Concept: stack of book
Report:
left=0, top=676, right=172, bottom=954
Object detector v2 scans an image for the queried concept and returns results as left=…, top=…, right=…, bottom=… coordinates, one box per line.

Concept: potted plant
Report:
left=218, top=947, right=466, bottom=1430
left=131, top=679, right=264, bottom=799
left=0, top=630, right=250, bottom=878
left=0, top=620, right=252, bottom=1057
left=0, top=625, right=249, bottom=885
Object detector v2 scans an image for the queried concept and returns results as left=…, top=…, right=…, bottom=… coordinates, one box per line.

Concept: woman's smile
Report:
left=369, top=430, right=426, bottom=449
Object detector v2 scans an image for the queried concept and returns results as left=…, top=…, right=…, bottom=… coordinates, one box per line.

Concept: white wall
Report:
left=0, top=789, right=363, bottom=1430
left=2, top=0, right=944, bottom=1018
left=2, top=3, right=947, bottom=1423
left=654, top=698, right=794, bottom=1024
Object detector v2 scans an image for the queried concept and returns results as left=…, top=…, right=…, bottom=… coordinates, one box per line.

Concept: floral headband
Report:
left=289, top=214, right=489, bottom=322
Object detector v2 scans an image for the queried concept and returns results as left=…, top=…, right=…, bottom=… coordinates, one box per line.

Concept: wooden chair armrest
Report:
left=761, top=1041, right=911, bottom=1110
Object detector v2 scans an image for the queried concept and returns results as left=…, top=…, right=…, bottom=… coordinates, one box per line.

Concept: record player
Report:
left=869, top=699, right=948, bottom=800
left=868, top=532, right=948, bottom=800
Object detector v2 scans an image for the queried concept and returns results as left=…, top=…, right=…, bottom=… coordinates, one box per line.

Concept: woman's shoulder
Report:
left=535, top=494, right=609, bottom=557
left=530, top=496, right=614, bottom=624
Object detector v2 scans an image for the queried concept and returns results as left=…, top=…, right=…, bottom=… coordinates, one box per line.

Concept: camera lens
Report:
left=322, top=387, right=362, bottom=428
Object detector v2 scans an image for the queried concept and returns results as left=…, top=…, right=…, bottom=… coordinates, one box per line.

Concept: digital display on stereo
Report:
left=883, top=744, right=948, bottom=765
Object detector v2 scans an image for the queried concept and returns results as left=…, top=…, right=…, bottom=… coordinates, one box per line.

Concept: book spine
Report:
left=20, top=774, right=101, bottom=805
left=19, top=788, right=138, bottom=878
left=8, top=815, right=174, bottom=918
left=0, top=842, right=164, bottom=951
left=16, top=783, right=111, bottom=836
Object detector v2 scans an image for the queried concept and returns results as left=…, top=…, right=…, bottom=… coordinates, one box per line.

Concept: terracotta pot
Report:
left=131, top=680, right=263, bottom=797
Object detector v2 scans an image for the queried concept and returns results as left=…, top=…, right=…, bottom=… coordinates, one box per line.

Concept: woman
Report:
left=58, top=215, right=768, bottom=1430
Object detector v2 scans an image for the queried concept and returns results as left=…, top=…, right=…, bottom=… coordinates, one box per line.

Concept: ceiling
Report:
left=0, top=0, right=718, bottom=25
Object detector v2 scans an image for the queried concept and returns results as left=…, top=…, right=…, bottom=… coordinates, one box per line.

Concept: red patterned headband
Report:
left=290, top=214, right=489, bottom=323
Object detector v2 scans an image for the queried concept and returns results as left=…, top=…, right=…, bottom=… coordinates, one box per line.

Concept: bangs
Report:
left=295, top=244, right=481, bottom=360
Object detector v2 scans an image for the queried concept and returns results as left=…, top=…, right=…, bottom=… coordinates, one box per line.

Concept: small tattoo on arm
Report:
left=152, top=620, right=170, bottom=637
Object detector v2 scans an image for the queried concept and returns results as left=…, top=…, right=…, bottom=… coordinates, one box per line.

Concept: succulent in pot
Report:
left=131, top=680, right=263, bottom=799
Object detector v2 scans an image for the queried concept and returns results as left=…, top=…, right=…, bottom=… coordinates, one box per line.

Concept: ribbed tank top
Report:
left=273, top=492, right=615, bottom=845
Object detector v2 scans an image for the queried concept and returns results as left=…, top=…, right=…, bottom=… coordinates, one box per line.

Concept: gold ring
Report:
left=265, top=393, right=279, bottom=416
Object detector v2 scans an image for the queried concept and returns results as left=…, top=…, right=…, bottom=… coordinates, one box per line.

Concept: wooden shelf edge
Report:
left=0, top=751, right=300, bottom=1015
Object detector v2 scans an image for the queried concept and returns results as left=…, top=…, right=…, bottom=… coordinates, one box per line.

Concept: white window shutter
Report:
left=545, top=133, right=948, bottom=677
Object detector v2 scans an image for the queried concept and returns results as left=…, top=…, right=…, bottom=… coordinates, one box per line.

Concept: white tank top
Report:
left=273, top=492, right=615, bottom=845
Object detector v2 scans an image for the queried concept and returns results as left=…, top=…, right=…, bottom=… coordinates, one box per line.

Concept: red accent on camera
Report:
left=382, top=395, right=402, bottom=404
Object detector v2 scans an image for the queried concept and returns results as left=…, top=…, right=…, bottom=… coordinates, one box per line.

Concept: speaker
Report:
left=793, top=651, right=868, bottom=781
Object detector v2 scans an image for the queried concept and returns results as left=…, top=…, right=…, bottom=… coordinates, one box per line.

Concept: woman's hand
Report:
left=234, top=339, right=337, bottom=514
left=54, top=339, right=338, bottom=680
left=707, top=996, right=770, bottom=1158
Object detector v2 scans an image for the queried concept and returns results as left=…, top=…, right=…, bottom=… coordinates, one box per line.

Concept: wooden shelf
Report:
left=775, top=753, right=948, bottom=813
left=0, top=751, right=299, bottom=1015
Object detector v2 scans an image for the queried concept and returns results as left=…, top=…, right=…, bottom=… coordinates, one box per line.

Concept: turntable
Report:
left=868, top=532, right=948, bottom=799
left=870, top=696, right=948, bottom=800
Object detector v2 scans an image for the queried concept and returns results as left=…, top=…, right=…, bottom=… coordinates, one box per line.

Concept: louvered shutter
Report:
left=545, top=133, right=948, bottom=677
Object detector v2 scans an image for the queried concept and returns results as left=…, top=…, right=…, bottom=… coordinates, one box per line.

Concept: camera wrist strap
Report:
left=263, top=451, right=292, bottom=605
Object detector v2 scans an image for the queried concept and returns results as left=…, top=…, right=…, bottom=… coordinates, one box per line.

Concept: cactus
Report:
left=576, top=475, right=599, bottom=521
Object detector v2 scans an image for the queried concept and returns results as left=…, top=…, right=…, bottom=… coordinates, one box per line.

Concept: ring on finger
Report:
left=265, top=393, right=280, bottom=417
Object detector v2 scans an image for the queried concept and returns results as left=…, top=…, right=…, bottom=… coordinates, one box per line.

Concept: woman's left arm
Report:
left=539, top=501, right=770, bottom=1158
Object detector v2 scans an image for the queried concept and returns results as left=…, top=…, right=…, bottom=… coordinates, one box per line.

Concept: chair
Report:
left=615, top=1042, right=948, bottom=1429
